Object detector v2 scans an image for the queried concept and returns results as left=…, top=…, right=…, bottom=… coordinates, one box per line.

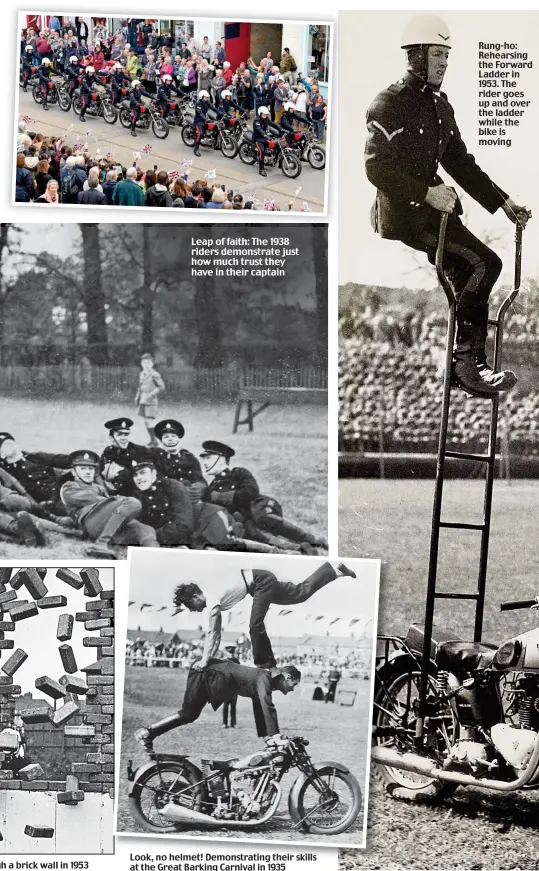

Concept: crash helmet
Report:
left=86, top=65, right=95, bottom=74
left=221, top=89, right=231, bottom=98
left=401, top=14, right=452, bottom=49
left=162, top=73, right=172, bottom=82
left=41, top=57, right=51, bottom=65
left=258, top=106, right=270, bottom=116
left=284, top=101, right=295, bottom=111
left=198, top=89, right=209, bottom=99
left=132, top=79, right=141, bottom=87
left=69, top=55, right=78, bottom=63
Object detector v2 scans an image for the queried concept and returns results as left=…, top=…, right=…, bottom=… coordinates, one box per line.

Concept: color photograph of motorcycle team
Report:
left=339, top=10, right=539, bottom=871
left=15, top=14, right=329, bottom=212
left=118, top=550, right=379, bottom=846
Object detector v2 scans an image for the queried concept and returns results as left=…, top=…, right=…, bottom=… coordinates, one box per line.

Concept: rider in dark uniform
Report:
left=80, top=64, right=97, bottom=122
left=37, top=57, right=53, bottom=110
left=193, top=89, right=212, bottom=157
left=129, top=79, right=153, bottom=137
left=130, top=457, right=195, bottom=547
left=150, top=419, right=204, bottom=483
left=99, top=418, right=147, bottom=496
left=252, top=105, right=281, bottom=177
left=21, top=45, right=34, bottom=92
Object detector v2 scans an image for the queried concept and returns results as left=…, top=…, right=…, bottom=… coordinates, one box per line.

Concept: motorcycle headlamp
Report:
left=493, top=639, right=522, bottom=670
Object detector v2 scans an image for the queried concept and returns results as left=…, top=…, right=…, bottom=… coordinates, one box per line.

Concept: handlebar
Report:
left=500, top=597, right=538, bottom=611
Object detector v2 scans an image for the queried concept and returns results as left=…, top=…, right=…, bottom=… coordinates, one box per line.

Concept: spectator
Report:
left=206, top=187, right=225, bottom=209
left=34, top=158, right=52, bottom=197
left=144, top=170, right=173, bottom=207
left=79, top=173, right=106, bottom=205
left=60, top=155, right=86, bottom=204
left=35, top=178, right=60, bottom=204
left=310, top=92, right=328, bottom=142
left=113, top=165, right=145, bottom=206
left=15, top=153, right=35, bottom=202
left=102, top=169, right=118, bottom=205
left=280, top=47, right=298, bottom=85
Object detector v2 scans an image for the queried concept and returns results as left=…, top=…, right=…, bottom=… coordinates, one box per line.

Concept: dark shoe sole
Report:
left=16, top=511, right=42, bottom=546
left=337, top=561, right=357, bottom=579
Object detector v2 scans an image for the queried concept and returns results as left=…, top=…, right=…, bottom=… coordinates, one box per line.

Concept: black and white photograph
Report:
left=0, top=222, right=328, bottom=560
left=339, top=11, right=539, bottom=871
left=15, top=13, right=330, bottom=213
left=0, top=565, right=114, bottom=854
left=117, top=549, right=379, bottom=848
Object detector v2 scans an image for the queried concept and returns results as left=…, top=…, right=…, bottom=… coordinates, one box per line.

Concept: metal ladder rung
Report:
left=434, top=592, right=480, bottom=601
left=445, top=450, right=494, bottom=463
left=439, top=521, right=485, bottom=531
left=487, top=318, right=499, bottom=327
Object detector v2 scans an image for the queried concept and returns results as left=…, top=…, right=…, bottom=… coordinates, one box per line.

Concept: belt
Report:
left=241, top=569, right=254, bottom=595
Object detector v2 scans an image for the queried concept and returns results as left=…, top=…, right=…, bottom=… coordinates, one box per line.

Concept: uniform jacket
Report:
left=60, top=477, right=110, bottom=522
left=198, top=659, right=280, bottom=737
left=100, top=441, right=147, bottom=495
left=151, top=448, right=204, bottom=483
left=136, top=475, right=194, bottom=546
left=365, top=72, right=508, bottom=243
left=0, top=454, right=60, bottom=502
left=80, top=73, right=97, bottom=97
left=204, top=466, right=260, bottom=516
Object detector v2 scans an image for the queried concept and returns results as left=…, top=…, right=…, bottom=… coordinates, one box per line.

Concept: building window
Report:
left=307, top=24, right=330, bottom=85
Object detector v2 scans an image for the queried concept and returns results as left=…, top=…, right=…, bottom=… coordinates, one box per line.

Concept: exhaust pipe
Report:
left=162, top=787, right=281, bottom=828
left=372, top=746, right=438, bottom=778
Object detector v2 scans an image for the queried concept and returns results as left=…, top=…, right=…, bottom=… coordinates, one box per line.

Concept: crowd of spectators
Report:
left=340, top=299, right=539, bottom=455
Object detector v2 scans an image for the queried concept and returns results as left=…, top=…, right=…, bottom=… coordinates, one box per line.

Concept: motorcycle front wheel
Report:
left=181, top=125, right=196, bottom=147
left=103, top=103, right=118, bottom=124
left=58, top=91, right=71, bottom=112
left=293, top=766, right=362, bottom=835
left=119, top=107, right=132, bottom=128
left=373, top=662, right=457, bottom=802
left=280, top=152, right=302, bottom=179
left=238, top=142, right=256, bottom=165
left=72, top=96, right=82, bottom=116
left=221, top=135, right=238, bottom=159
left=152, top=117, right=169, bottom=139
left=129, top=759, right=204, bottom=834
left=308, top=145, right=326, bottom=170
left=32, top=84, right=43, bottom=104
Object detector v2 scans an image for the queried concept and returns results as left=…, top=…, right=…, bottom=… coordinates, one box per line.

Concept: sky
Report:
left=339, top=11, right=539, bottom=288
left=4, top=566, right=114, bottom=699
left=127, top=550, right=380, bottom=640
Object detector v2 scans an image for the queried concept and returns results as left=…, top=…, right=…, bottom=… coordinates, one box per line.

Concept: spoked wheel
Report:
left=280, top=152, right=302, bottom=179
left=293, top=766, right=362, bottom=835
left=308, top=145, right=326, bottom=170
left=373, top=663, right=457, bottom=801
left=103, top=103, right=118, bottom=124
left=119, top=107, right=132, bottom=128
left=221, top=135, right=238, bottom=159
left=58, top=91, right=71, bottom=112
left=238, top=142, right=256, bottom=165
left=32, top=84, right=43, bottom=104
left=72, top=96, right=82, bottom=116
left=152, top=117, right=169, bottom=139
left=181, top=125, right=196, bottom=146
left=129, top=760, right=203, bottom=834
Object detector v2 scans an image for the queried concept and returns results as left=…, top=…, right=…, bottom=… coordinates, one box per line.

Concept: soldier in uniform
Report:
left=0, top=432, right=70, bottom=516
left=200, top=440, right=328, bottom=553
left=130, top=457, right=195, bottom=548
left=151, top=419, right=204, bottom=484
left=60, top=449, right=157, bottom=559
left=365, top=13, right=530, bottom=398
left=100, top=418, right=147, bottom=496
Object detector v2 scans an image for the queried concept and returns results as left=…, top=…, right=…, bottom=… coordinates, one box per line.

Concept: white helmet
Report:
left=41, top=57, right=51, bottom=65
left=221, top=89, right=231, bottom=98
left=86, top=65, right=95, bottom=74
left=401, top=14, right=451, bottom=49
left=257, top=105, right=270, bottom=116
left=114, top=62, right=122, bottom=70
left=69, top=55, right=78, bottom=63
left=284, top=101, right=295, bottom=111
left=25, top=45, right=33, bottom=52
left=162, top=73, right=172, bottom=82
left=198, top=89, right=209, bottom=99
left=132, top=79, right=141, bottom=87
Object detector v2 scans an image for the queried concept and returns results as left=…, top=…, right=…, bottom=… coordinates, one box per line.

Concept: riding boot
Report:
left=193, top=145, right=201, bottom=156
left=472, top=310, right=517, bottom=391
left=43, top=102, right=48, bottom=111
left=131, top=124, right=137, bottom=137
left=259, top=166, right=267, bottom=177
left=453, top=320, right=501, bottom=398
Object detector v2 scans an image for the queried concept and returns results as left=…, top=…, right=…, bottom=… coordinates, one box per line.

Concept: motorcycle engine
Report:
left=227, top=771, right=268, bottom=820
left=516, top=676, right=539, bottom=731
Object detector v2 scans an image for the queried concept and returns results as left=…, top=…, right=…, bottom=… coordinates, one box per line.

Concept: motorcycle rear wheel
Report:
left=119, top=108, right=132, bottom=128
left=32, top=84, right=43, bottom=104
left=373, top=662, right=457, bottom=802
left=221, top=135, right=238, bottom=159
left=294, top=767, right=362, bottom=835
left=129, top=759, right=203, bottom=834
left=72, top=96, right=82, bottom=116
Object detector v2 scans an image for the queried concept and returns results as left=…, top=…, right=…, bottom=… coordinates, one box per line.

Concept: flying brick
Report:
left=80, top=568, right=102, bottom=598
left=57, top=614, right=74, bottom=641
left=35, top=676, right=67, bottom=700
left=56, top=569, right=84, bottom=589
left=58, top=644, right=78, bottom=674
left=2, top=648, right=28, bottom=676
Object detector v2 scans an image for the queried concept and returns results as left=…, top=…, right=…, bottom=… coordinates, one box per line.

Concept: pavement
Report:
left=17, top=88, right=326, bottom=212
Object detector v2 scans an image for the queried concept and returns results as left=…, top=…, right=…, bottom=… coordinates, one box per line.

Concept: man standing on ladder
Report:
left=364, top=13, right=530, bottom=398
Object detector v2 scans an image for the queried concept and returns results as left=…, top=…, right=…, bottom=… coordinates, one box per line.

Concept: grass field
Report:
left=339, top=478, right=539, bottom=870
left=117, top=666, right=370, bottom=846
left=0, top=397, right=327, bottom=558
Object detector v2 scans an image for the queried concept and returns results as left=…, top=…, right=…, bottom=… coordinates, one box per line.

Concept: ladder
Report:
left=416, top=212, right=523, bottom=740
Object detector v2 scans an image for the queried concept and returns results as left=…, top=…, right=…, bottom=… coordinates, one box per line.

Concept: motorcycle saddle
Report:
left=405, top=622, right=496, bottom=673
left=208, top=759, right=238, bottom=772
left=243, top=131, right=253, bottom=142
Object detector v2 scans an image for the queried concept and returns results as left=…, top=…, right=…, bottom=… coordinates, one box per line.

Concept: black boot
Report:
left=453, top=321, right=501, bottom=398
left=43, top=103, right=48, bottom=111
left=259, top=167, right=267, bottom=177
left=193, top=146, right=200, bottom=156
left=472, top=316, right=517, bottom=391
left=131, top=126, right=137, bottom=137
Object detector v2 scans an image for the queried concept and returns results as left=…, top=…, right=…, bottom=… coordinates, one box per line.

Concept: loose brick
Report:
left=86, top=686, right=98, bottom=699
left=100, top=628, right=114, bottom=637
left=56, top=568, right=84, bottom=589
left=11, top=602, right=38, bottom=622
left=99, top=609, right=114, bottom=619
left=100, top=589, right=114, bottom=599
left=81, top=660, right=103, bottom=674
left=17, top=568, right=48, bottom=600
left=71, top=763, right=101, bottom=774
left=0, top=770, right=13, bottom=780
left=21, top=781, right=49, bottom=791
left=85, top=600, right=110, bottom=612
left=64, top=725, right=95, bottom=738
left=80, top=568, right=102, bottom=598
left=0, top=684, right=20, bottom=694
left=87, top=675, right=114, bottom=685
left=0, top=732, right=19, bottom=751
left=2, top=648, right=28, bottom=676
left=51, top=701, right=80, bottom=727
left=20, top=707, right=52, bottom=724
left=58, top=644, right=78, bottom=674
left=56, top=613, right=74, bottom=642
left=7, top=571, right=23, bottom=590
left=66, top=774, right=79, bottom=791
left=35, top=676, right=67, bottom=700
left=84, top=618, right=112, bottom=630
left=0, top=640, right=14, bottom=650
left=59, top=674, right=88, bottom=695
left=0, top=676, right=12, bottom=685
left=3, top=599, right=29, bottom=612
left=83, top=637, right=110, bottom=647
left=24, top=825, right=54, bottom=837
left=0, top=591, right=17, bottom=605
left=19, top=763, right=45, bottom=781
left=101, top=645, right=114, bottom=657
left=58, top=790, right=85, bottom=804
left=0, top=621, right=14, bottom=631
left=37, top=595, right=67, bottom=609
left=84, top=714, right=111, bottom=725
left=0, top=569, right=12, bottom=585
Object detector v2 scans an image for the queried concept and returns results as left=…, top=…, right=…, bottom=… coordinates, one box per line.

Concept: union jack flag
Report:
left=22, top=115, right=33, bottom=124
left=168, top=169, right=179, bottom=179
left=180, top=158, right=192, bottom=167
left=105, top=152, right=113, bottom=161
left=264, top=199, right=277, bottom=211
left=142, top=143, right=152, bottom=154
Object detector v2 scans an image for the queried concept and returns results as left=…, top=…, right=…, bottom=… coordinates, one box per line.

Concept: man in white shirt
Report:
left=172, top=560, right=357, bottom=670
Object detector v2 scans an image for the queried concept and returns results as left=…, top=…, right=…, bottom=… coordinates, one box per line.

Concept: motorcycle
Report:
left=372, top=596, right=539, bottom=802
left=162, top=96, right=190, bottom=129
left=286, top=126, right=326, bottom=170
left=238, top=132, right=302, bottom=179
left=181, top=114, right=238, bottom=158
left=19, top=62, right=38, bottom=91
left=118, top=99, right=169, bottom=139
left=32, top=76, right=71, bottom=112
left=127, top=735, right=361, bottom=835
left=71, top=86, right=118, bottom=124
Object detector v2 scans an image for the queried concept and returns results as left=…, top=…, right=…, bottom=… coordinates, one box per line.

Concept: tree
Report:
left=79, top=224, right=109, bottom=364
left=312, top=224, right=328, bottom=360
left=0, top=224, right=21, bottom=364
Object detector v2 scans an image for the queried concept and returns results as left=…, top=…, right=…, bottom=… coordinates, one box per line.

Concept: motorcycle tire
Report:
left=32, top=84, right=43, bottom=105
left=129, top=758, right=204, bottom=834
left=280, top=152, right=302, bottom=179
left=58, top=91, right=71, bottom=112
left=238, top=142, right=256, bottom=166
left=152, top=117, right=169, bottom=139
left=103, top=103, right=118, bottom=125
left=221, top=135, right=238, bottom=159
left=119, top=107, right=132, bottom=129
left=372, top=659, right=457, bottom=802
left=292, top=765, right=362, bottom=835
left=308, top=145, right=326, bottom=170
left=181, top=125, right=196, bottom=147
left=72, top=96, right=82, bottom=116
